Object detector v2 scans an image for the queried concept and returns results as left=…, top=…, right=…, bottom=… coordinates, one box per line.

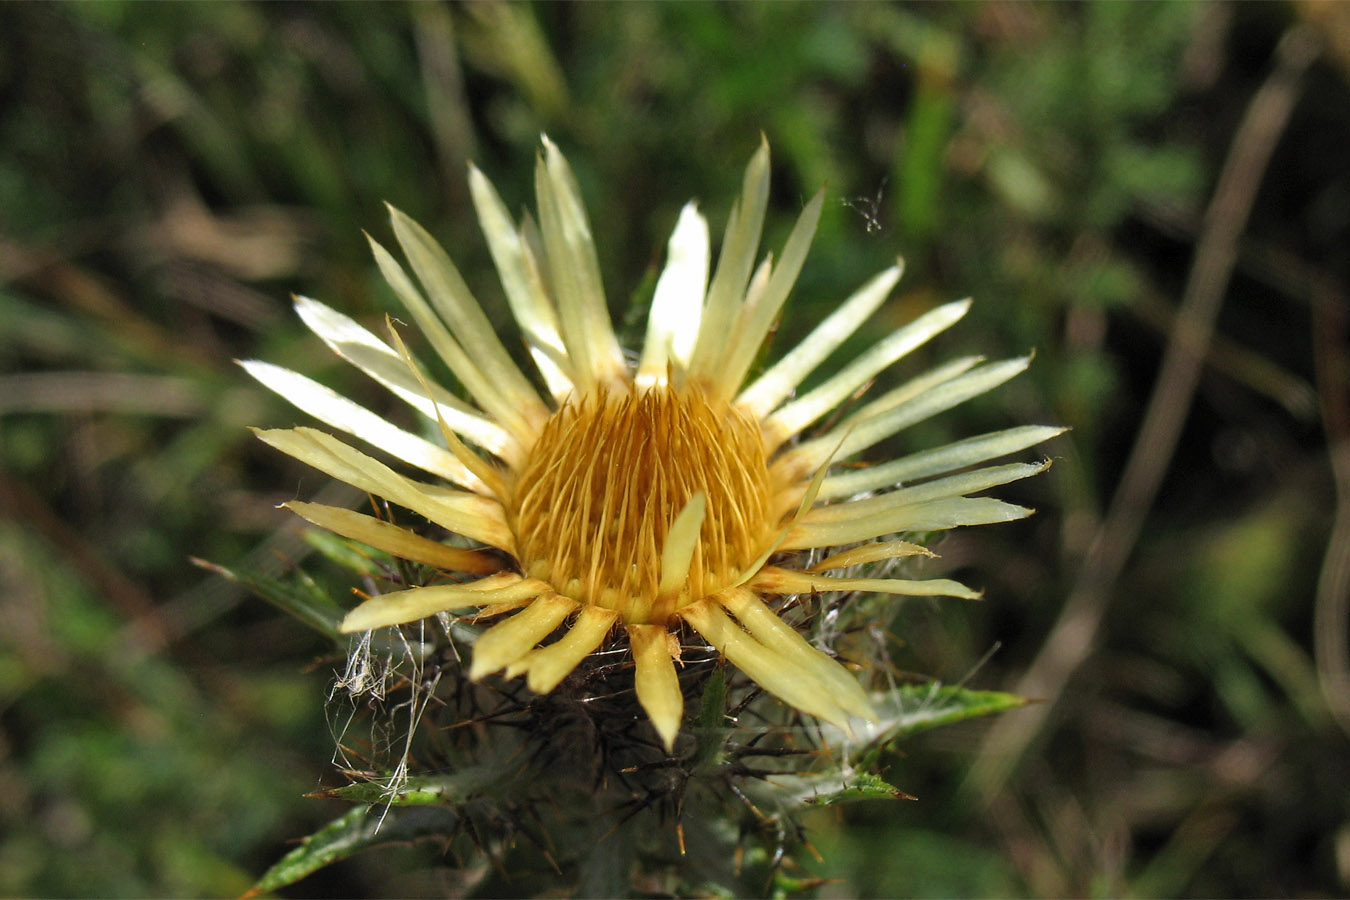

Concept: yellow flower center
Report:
left=509, top=384, right=773, bottom=625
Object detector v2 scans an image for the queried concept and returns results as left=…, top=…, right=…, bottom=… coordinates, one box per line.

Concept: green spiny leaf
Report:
left=750, top=771, right=910, bottom=811
left=315, top=767, right=502, bottom=807
left=692, top=666, right=730, bottom=771
left=244, top=804, right=458, bottom=897
left=192, top=556, right=343, bottom=639
left=302, top=527, right=391, bottom=577
left=872, top=683, right=1028, bottom=742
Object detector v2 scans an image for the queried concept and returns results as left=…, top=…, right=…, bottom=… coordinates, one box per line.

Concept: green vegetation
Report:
left=2, top=2, right=1347, bottom=896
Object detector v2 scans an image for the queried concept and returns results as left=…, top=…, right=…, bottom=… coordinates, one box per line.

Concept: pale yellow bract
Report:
left=244, top=137, right=1062, bottom=751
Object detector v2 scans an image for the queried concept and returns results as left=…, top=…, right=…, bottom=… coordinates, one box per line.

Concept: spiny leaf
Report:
left=692, top=666, right=730, bottom=771
left=809, top=682, right=1028, bottom=761
left=313, top=767, right=502, bottom=807
left=870, top=683, right=1028, bottom=742
left=192, top=556, right=343, bottom=639
left=802, top=771, right=914, bottom=806
left=243, top=804, right=459, bottom=897
left=754, top=771, right=912, bottom=811
left=301, top=527, right=391, bottom=577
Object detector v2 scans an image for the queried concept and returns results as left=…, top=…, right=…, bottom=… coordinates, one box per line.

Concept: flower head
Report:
left=245, top=137, right=1061, bottom=751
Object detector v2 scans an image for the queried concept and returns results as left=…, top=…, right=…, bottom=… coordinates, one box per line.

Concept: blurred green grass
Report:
left=2, top=2, right=1348, bottom=896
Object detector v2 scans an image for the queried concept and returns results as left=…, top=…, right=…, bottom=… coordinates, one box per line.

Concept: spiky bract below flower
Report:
left=245, top=137, right=1062, bottom=751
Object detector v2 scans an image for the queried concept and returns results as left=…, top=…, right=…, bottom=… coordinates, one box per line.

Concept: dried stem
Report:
left=966, top=23, right=1322, bottom=798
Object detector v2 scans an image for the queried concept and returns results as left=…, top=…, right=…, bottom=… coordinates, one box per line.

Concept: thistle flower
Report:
left=244, top=137, right=1060, bottom=752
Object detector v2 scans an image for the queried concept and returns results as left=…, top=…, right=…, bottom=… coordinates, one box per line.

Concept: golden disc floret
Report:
left=510, top=384, right=773, bottom=625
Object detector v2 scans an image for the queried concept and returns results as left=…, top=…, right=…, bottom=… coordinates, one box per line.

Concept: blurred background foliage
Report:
left=1, top=1, right=1348, bottom=896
